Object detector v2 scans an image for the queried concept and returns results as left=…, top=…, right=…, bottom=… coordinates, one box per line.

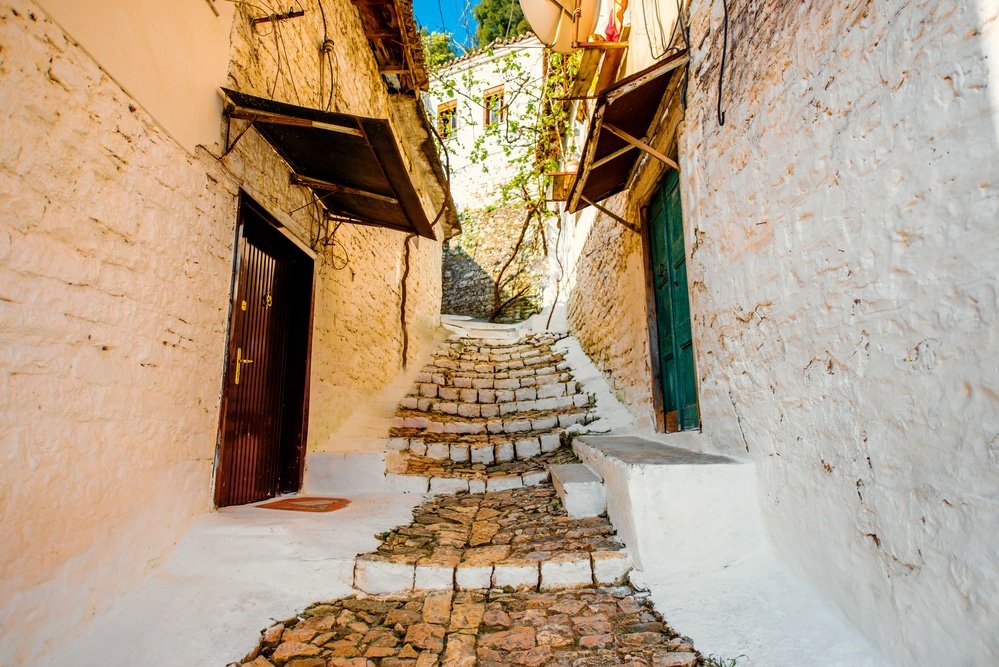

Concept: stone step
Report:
left=352, top=485, right=631, bottom=594
left=428, top=354, right=566, bottom=374
left=412, top=366, right=572, bottom=398
left=385, top=467, right=552, bottom=495
left=354, top=549, right=632, bottom=593
left=384, top=446, right=579, bottom=490
left=432, top=345, right=557, bottom=363
left=390, top=408, right=592, bottom=436
left=414, top=369, right=571, bottom=392
left=389, top=430, right=564, bottom=464
left=441, top=334, right=565, bottom=354
left=398, top=392, right=590, bottom=418
left=404, top=381, right=580, bottom=408
left=550, top=463, right=606, bottom=517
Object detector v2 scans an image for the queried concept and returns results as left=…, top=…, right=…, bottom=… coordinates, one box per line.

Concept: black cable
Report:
left=640, top=0, right=670, bottom=60
left=717, top=0, right=729, bottom=126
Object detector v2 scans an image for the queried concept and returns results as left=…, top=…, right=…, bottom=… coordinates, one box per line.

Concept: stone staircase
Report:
left=234, top=329, right=703, bottom=667
left=385, top=332, right=597, bottom=493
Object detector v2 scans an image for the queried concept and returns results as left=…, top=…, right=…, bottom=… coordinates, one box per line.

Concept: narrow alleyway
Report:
left=232, top=331, right=703, bottom=667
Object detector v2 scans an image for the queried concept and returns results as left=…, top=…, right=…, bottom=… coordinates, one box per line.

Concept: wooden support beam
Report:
left=290, top=173, right=398, bottom=205
left=590, top=143, right=636, bottom=170
left=573, top=41, right=629, bottom=49
left=581, top=196, right=639, bottom=234
left=223, top=104, right=364, bottom=137
left=603, top=123, right=680, bottom=171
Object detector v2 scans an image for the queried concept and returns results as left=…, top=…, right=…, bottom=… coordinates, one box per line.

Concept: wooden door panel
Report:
left=648, top=170, right=699, bottom=432
left=215, top=198, right=312, bottom=508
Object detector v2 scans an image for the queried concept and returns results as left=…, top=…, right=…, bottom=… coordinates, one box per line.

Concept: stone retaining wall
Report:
left=442, top=203, right=548, bottom=323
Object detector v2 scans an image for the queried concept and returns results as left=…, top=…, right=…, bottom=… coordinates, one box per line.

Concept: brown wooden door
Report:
left=215, top=197, right=313, bottom=507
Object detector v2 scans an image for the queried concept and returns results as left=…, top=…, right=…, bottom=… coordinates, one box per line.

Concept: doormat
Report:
left=256, top=496, right=351, bottom=513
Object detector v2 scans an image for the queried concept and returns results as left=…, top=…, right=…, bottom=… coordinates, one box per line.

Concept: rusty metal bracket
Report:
left=251, top=9, right=305, bottom=26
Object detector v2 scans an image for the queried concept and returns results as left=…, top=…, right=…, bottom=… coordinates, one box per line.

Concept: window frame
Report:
left=482, top=85, right=505, bottom=127
left=437, top=100, right=458, bottom=139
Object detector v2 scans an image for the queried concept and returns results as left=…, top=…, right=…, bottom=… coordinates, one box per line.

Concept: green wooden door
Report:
left=648, top=170, right=698, bottom=431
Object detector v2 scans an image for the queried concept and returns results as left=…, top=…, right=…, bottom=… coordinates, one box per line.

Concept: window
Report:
left=437, top=100, right=457, bottom=139
left=483, top=85, right=505, bottom=127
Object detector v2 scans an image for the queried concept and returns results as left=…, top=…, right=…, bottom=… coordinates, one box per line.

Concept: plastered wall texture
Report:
left=0, top=0, right=445, bottom=663
left=565, top=0, right=999, bottom=663
left=442, top=203, right=548, bottom=322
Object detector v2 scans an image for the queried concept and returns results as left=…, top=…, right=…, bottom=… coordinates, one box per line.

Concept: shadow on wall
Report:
left=441, top=245, right=541, bottom=323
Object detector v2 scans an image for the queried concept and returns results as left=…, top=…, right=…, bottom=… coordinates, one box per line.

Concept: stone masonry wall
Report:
left=565, top=208, right=657, bottom=427
left=566, top=0, right=999, bottom=663
left=442, top=203, right=548, bottom=323
left=682, top=1, right=998, bottom=662
left=0, top=0, right=444, bottom=663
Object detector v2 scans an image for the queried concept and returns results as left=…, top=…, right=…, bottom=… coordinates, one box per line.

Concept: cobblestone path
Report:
left=233, top=333, right=703, bottom=666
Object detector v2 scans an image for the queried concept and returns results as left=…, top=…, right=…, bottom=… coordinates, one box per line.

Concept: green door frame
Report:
left=642, top=169, right=700, bottom=432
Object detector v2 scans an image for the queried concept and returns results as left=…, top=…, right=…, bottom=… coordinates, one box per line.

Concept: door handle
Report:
left=234, top=347, right=254, bottom=385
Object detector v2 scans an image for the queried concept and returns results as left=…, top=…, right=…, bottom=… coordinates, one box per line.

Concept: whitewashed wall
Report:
left=0, top=0, right=446, bottom=662
left=427, top=36, right=545, bottom=209
left=559, top=0, right=998, bottom=663
left=683, top=1, right=999, bottom=662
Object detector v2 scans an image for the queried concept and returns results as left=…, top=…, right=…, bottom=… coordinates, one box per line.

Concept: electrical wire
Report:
left=640, top=0, right=669, bottom=60
left=270, top=21, right=282, bottom=97
left=275, top=19, right=304, bottom=104
left=717, top=0, right=729, bottom=126
left=315, top=0, right=336, bottom=110
left=504, top=0, right=516, bottom=39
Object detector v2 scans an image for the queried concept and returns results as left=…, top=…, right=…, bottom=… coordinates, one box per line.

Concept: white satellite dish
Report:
left=519, top=0, right=598, bottom=53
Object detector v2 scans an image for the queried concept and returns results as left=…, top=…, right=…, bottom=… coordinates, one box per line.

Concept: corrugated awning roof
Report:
left=567, top=50, right=688, bottom=214
left=221, top=89, right=437, bottom=239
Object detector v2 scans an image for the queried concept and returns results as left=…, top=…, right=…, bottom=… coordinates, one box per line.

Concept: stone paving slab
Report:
left=235, top=587, right=700, bottom=667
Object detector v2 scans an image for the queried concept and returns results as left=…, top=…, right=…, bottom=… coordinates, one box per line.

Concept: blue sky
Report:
left=413, top=0, right=478, bottom=50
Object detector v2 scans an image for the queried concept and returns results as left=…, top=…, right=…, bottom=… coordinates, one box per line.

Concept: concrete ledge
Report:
left=550, top=463, right=605, bottom=517
left=573, top=435, right=756, bottom=571
left=303, top=451, right=389, bottom=495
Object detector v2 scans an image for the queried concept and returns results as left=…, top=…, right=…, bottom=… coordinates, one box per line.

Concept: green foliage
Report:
left=429, top=42, right=580, bottom=321
left=420, top=29, right=456, bottom=71
left=472, top=0, right=529, bottom=47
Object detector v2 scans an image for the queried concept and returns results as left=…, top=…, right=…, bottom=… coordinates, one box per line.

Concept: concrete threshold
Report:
left=573, top=434, right=885, bottom=666
left=36, top=491, right=425, bottom=667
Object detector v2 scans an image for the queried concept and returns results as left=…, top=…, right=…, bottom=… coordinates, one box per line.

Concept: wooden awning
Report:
left=221, top=89, right=437, bottom=239
left=566, top=50, right=688, bottom=214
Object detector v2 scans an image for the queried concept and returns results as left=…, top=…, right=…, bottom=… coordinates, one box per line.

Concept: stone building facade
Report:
left=553, top=0, right=999, bottom=664
left=428, top=36, right=552, bottom=322
left=0, top=1, right=454, bottom=663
